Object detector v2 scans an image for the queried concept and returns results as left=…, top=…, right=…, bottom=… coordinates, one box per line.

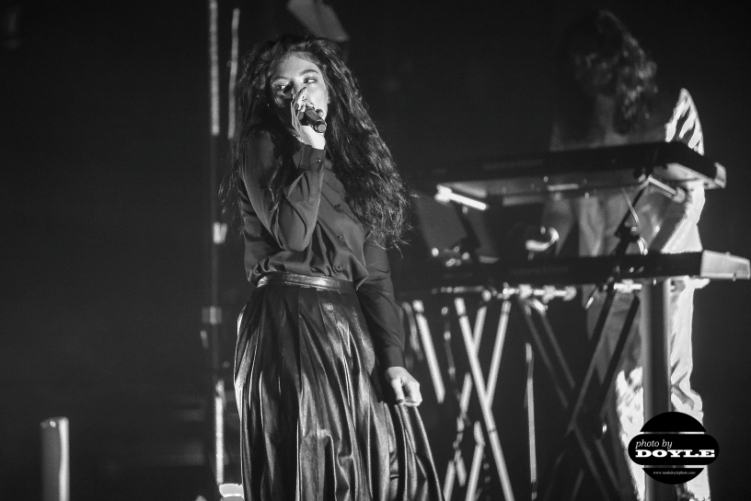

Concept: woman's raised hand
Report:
left=291, top=87, right=326, bottom=150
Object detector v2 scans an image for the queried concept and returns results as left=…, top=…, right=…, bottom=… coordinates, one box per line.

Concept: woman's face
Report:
left=269, top=53, right=330, bottom=123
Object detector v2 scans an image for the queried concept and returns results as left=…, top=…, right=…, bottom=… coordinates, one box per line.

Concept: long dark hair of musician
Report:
left=554, top=10, right=658, bottom=142
left=222, top=34, right=409, bottom=247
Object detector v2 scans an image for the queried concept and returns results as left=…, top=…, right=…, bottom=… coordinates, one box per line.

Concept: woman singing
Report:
left=224, top=34, right=442, bottom=501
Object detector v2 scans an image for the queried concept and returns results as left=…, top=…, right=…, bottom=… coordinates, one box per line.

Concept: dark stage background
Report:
left=1, top=1, right=749, bottom=500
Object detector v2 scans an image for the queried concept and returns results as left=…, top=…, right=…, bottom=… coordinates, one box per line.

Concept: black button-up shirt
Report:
left=238, top=131, right=405, bottom=368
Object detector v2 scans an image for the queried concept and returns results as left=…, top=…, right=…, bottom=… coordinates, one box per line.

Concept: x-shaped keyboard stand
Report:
left=405, top=296, right=516, bottom=501
left=522, top=286, right=640, bottom=501
left=402, top=281, right=645, bottom=501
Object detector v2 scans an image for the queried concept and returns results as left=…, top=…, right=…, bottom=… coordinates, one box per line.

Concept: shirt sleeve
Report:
left=660, top=89, right=706, bottom=253
left=665, top=89, right=704, bottom=155
left=356, top=236, right=406, bottom=369
left=240, top=131, right=326, bottom=252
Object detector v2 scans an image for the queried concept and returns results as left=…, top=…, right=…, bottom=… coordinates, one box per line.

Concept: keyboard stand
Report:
left=524, top=286, right=639, bottom=501
left=400, top=284, right=635, bottom=501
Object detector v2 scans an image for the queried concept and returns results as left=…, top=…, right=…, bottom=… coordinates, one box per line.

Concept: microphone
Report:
left=299, top=106, right=327, bottom=133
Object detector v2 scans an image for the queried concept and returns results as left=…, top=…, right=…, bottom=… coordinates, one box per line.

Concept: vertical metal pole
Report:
left=41, top=417, right=69, bottom=501
left=206, top=0, right=224, bottom=486
left=207, top=0, right=220, bottom=336
left=525, top=343, right=538, bottom=501
left=411, top=300, right=446, bottom=404
left=641, top=279, right=674, bottom=501
left=227, top=8, right=240, bottom=141
left=464, top=423, right=486, bottom=501
left=215, top=378, right=226, bottom=485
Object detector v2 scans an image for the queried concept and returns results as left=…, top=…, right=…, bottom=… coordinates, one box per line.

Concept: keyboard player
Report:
left=530, top=10, right=710, bottom=501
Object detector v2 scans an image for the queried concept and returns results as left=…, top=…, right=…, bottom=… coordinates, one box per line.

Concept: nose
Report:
left=292, top=82, right=305, bottom=94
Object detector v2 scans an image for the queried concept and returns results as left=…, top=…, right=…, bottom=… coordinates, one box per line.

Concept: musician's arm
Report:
left=661, top=89, right=706, bottom=254
left=665, top=89, right=704, bottom=155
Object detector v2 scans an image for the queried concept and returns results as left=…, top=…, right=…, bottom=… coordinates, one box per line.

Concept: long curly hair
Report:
left=222, top=34, right=409, bottom=247
left=554, top=10, right=658, bottom=142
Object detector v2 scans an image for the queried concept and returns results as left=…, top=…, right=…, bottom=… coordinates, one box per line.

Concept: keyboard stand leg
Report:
left=519, top=297, right=620, bottom=501
left=591, top=295, right=641, bottom=499
left=560, top=286, right=623, bottom=500
left=517, top=298, right=573, bottom=408
left=594, top=296, right=640, bottom=412
left=455, top=298, right=515, bottom=501
left=525, top=342, right=538, bottom=500
left=641, top=280, right=675, bottom=501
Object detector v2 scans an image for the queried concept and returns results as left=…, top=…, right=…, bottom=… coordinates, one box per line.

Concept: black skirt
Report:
left=234, top=272, right=442, bottom=501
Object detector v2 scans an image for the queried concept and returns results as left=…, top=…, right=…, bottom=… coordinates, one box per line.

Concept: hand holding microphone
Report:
left=299, top=106, right=326, bottom=133
left=290, top=87, right=326, bottom=149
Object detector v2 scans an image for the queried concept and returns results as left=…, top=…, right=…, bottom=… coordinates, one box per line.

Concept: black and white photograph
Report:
left=1, top=1, right=749, bottom=500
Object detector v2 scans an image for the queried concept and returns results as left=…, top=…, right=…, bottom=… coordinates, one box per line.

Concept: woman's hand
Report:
left=290, top=87, right=326, bottom=150
left=385, top=366, right=423, bottom=406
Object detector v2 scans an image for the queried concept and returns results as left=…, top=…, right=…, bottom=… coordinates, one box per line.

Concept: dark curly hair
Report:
left=222, top=34, right=409, bottom=246
left=554, top=10, right=658, bottom=142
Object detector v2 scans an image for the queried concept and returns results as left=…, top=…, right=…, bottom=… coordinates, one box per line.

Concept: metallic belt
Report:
left=257, top=272, right=355, bottom=292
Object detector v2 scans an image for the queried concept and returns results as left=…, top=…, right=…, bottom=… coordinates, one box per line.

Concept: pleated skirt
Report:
left=234, top=272, right=442, bottom=501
